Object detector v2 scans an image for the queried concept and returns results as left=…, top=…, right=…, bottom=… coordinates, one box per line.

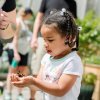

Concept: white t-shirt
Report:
left=17, top=18, right=32, bottom=55
left=41, top=51, right=83, bottom=100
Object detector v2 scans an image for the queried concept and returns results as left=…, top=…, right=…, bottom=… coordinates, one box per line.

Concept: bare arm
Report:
left=31, top=12, right=44, bottom=50
left=0, top=8, right=16, bottom=29
left=28, top=65, right=44, bottom=91
left=9, top=8, right=16, bottom=30
left=30, top=64, right=77, bottom=96
left=11, top=65, right=78, bottom=96
left=7, top=8, right=16, bottom=25
left=12, top=18, right=20, bottom=61
left=32, top=12, right=44, bottom=38
left=32, top=73, right=77, bottom=96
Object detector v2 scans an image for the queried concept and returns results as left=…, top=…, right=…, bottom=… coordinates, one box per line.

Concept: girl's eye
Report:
left=48, top=40, right=53, bottom=42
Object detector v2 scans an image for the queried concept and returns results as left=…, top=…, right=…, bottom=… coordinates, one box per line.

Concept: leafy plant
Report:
left=77, top=11, right=100, bottom=64
left=82, top=73, right=97, bottom=85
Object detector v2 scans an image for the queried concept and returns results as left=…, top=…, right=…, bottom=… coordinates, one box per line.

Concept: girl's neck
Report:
left=54, top=49, right=72, bottom=59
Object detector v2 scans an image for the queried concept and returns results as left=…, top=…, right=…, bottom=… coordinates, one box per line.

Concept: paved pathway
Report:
left=0, top=86, right=44, bottom=100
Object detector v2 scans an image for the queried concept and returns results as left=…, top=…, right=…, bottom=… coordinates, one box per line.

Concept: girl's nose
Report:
left=44, top=41, right=48, bottom=48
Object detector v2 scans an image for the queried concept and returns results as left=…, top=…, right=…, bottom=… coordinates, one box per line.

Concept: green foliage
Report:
left=0, top=67, right=8, bottom=73
left=86, top=55, right=100, bottom=65
left=82, top=73, right=97, bottom=85
left=77, top=11, right=100, bottom=64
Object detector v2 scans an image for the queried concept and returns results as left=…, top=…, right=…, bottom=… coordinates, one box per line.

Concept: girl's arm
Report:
left=11, top=65, right=78, bottom=96
left=28, top=64, right=44, bottom=91
left=32, top=73, right=78, bottom=96
left=30, top=64, right=78, bottom=96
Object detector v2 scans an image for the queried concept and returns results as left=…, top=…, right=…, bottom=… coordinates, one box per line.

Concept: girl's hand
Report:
left=10, top=74, right=34, bottom=88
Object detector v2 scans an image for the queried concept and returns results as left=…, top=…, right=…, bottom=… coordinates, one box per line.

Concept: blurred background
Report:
left=0, top=0, right=100, bottom=100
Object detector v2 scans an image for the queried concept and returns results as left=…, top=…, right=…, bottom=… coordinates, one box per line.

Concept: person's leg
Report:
left=4, top=49, right=14, bottom=100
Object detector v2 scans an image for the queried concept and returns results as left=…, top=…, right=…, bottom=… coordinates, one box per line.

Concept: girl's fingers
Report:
left=11, top=78, right=25, bottom=87
left=12, top=81, right=22, bottom=84
left=10, top=75, right=32, bottom=88
left=12, top=83, right=25, bottom=88
left=10, top=74, right=15, bottom=81
left=10, top=74, right=19, bottom=82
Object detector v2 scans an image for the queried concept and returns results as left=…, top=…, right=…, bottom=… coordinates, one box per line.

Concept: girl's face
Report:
left=41, top=24, right=71, bottom=59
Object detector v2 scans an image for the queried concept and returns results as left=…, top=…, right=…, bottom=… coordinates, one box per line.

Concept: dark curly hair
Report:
left=42, top=8, right=79, bottom=51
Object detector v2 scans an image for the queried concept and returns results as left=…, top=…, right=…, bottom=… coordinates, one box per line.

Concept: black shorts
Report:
left=7, top=50, right=28, bottom=66
left=0, top=42, right=3, bottom=56
left=6, top=49, right=14, bottom=64
left=0, top=41, right=14, bottom=64
left=0, top=37, right=13, bottom=57
left=18, top=53, right=28, bottom=66
left=0, top=49, right=14, bottom=65
left=6, top=50, right=28, bottom=66
left=0, top=41, right=28, bottom=66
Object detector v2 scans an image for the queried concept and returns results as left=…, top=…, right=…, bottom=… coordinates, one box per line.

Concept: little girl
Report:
left=10, top=8, right=83, bottom=100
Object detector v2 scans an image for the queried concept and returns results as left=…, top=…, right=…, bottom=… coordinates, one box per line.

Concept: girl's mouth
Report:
left=47, top=50, right=52, bottom=53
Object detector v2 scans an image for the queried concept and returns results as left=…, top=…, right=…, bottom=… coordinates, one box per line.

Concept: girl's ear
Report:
left=64, top=34, right=69, bottom=45
left=64, top=34, right=76, bottom=47
left=65, top=40, right=68, bottom=45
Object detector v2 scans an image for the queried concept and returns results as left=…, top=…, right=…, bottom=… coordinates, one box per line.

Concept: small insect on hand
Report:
left=17, top=71, right=25, bottom=77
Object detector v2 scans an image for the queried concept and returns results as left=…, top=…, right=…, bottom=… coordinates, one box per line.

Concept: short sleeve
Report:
left=39, top=0, right=46, bottom=13
left=63, top=59, right=83, bottom=76
left=2, top=0, right=16, bottom=12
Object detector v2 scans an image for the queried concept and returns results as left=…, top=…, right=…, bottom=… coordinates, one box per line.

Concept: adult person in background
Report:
left=0, top=0, right=16, bottom=100
left=30, top=0, right=77, bottom=99
left=0, top=0, right=16, bottom=40
left=4, top=7, right=33, bottom=100
left=0, top=0, right=16, bottom=57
